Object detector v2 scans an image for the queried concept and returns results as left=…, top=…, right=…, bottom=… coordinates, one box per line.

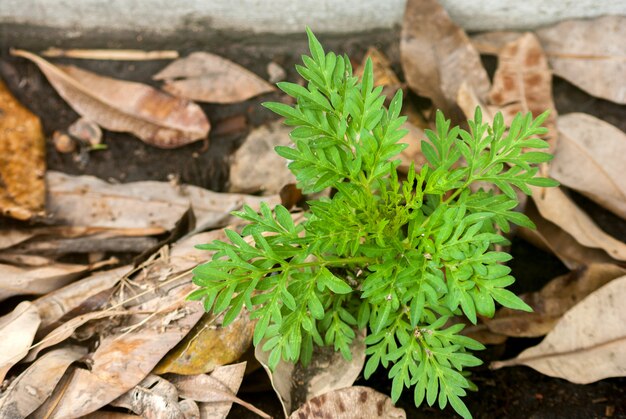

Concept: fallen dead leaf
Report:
left=355, top=47, right=404, bottom=101
left=485, top=264, right=626, bottom=337
left=400, top=0, right=490, bottom=119
left=68, top=117, right=103, bottom=146
left=488, top=33, right=558, bottom=145
left=531, top=186, right=626, bottom=262
left=398, top=121, right=427, bottom=172
left=154, top=310, right=254, bottom=375
left=0, top=259, right=115, bottom=301
left=229, top=120, right=296, bottom=194
left=492, top=275, right=626, bottom=384
left=550, top=113, right=626, bottom=219
left=112, top=375, right=188, bottom=419
left=41, top=48, right=179, bottom=61
left=536, top=16, right=626, bottom=104
left=32, top=265, right=130, bottom=331
left=470, top=31, right=523, bottom=55
left=521, top=199, right=615, bottom=269
left=0, top=78, right=45, bottom=220
left=47, top=171, right=276, bottom=234
left=0, top=301, right=41, bottom=381
left=288, top=386, right=406, bottom=419
left=154, top=52, right=275, bottom=104
left=11, top=49, right=209, bottom=148
left=0, top=346, right=87, bottom=417
left=169, top=362, right=269, bottom=419
left=256, top=329, right=366, bottom=416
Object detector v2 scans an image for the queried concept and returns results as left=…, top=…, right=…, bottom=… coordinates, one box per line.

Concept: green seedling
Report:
left=190, top=29, right=558, bottom=418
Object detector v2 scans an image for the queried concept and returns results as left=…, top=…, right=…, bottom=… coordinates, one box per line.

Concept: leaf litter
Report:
left=1, top=2, right=626, bottom=417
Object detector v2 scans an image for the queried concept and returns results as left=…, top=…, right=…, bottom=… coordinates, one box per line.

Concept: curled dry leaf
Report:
left=488, top=33, right=557, bottom=145
left=400, top=0, right=490, bottom=119
left=355, top=47, right=403, bottom=100
left=68, top=117, right=103, bottom=146
left=0, top=259, right=113, bottom=301
left=255, top=329, right=366, bottom=416
left=0, top=301, right=41, bottom=381
left=531, top=186, right=626, bottom=262
left=47, top=171, right=276, bottom=234
left=0, top=346, right=87, bottom=417
left=288, top=386, right=406, bottom=419
left=536, top=16, right=626, bottom=104
left=470, top=31, right=523, bottom=55
left=485, top=263, right=626, bottom=337
left=0, top=78, right=45, bottom=220
left=112, top=375, right=187, bottom=419
left=492, top=275, right=626, bottom=384
left=550, top=113, right=626, bottom=219
left=11, top=49, right=209, bottom=148
left=154, top=52, right=275, bottom=104
left=229, top=120, right=296, bottom=195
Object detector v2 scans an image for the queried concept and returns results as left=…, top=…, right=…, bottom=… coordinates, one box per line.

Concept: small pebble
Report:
left=267, top=61, right=286, bottom=83
left=52, top=130, right=76, bottom=153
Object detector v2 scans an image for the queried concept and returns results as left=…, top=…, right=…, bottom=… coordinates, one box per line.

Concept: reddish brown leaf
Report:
left=11, top=49, right=209, bottom=148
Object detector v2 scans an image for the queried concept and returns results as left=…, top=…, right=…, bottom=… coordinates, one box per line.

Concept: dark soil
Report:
left=1, top=29, right=625, bottom=419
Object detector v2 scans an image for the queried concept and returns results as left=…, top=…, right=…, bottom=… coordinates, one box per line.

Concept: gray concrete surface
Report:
left=1, top=0, right=625, bottom=38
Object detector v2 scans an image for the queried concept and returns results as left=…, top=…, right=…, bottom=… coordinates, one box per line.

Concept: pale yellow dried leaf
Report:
left=0, top=302, right=41, bottom=381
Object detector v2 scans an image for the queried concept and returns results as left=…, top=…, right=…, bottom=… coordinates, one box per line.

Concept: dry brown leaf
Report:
left=81, top=412, right=141, bottom=419
left=0, top=78, right=45, bottom=220
left=488, top=33, right=557, bottom=144
left=229, top=120, right=296, bottom=194
left=550, top=113, right=626, bottom=219
left=485, top=264, right=626, bottom=337
left=112, top=375, right=187, bottom=419
left=288, top=386, right=406, bottom=419
left=531, top=186, right=626, bottom=261
left=400, top=0, right=490, bottom=119
left=154, top=52, right=275, bottom=104
left=536, top=16, right=626, bottom=104
left=41, top=48, right=179, bottom=61
left=0, top=259, right=113, bottom=301
left=11, top=49, right=209, bottom=148
left=398, top=122, right=427, bottom=172
left=169, top=362, right=268, bottom=419
left=521, top=200, right=615, bottom=269
left=355, top=47, right=404, bottom=100
left=492, top=275, right=626, bottom=383
left=33, top=265, right=130, bottom=331
left=0, top=346, right=87, bottom=417
left=154, top=310, right=254, bottom=375
left=47, top=171, right=275, bottom=234
left=470, top=31, right=523, bottom=55
left=255, top=329, right=366, bottom=416
left=41, top=299, right=204, bottom=418
left=25, top=309, right=130, bottom=362
left=0, top=301, right=41, bottom=381
left=0, top=229, right=36, bottom=249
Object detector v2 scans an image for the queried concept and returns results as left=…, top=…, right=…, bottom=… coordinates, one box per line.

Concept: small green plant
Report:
left=190, top=29, right=557, bottom=418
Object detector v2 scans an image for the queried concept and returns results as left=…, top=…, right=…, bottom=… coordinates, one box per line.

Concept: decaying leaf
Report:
left=355, top=47, right=403, bottom=100
left=289, top=386, right=406, bottom=419
left=11, top=49, right=209, bottom=148
left=0, top=346, right=87, bottom=417
left=0, top=259, right=114, bottom=301
left=154, top=52, right=275, bottom=104
left=0, top=301, right=41, bottom=381
left=0, top=78, right=45, bottom=220
left=154, top=310, right=254, bottom=375
left=536, top=16, right=626, bottom=104
left=485, top=264, right=626, bottom=337
left=398, top=121, right=427, bottom=172
left=492, top=275, right=626, bottom=384
left=531, top=186, right=626, bottom=262
left=47, top=171, right=276, bottom=234
left=255, top=330, right=366, bottom=416
left=521, top=200, right=615, bottom=269
left=470, top=31, right=523, bottom=55
left=33, top=265, right=130, bottom=331
left=112, top=375, right=188, bottom=419
left=400, top=0, right=490, bottom=119
left=229, top=120, right=296, bottom=194
left=550, top=113, right=626, bottom=219
left=169, top=362, right=268, bottom=419
left=488, top=33, right=557, bottom=144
